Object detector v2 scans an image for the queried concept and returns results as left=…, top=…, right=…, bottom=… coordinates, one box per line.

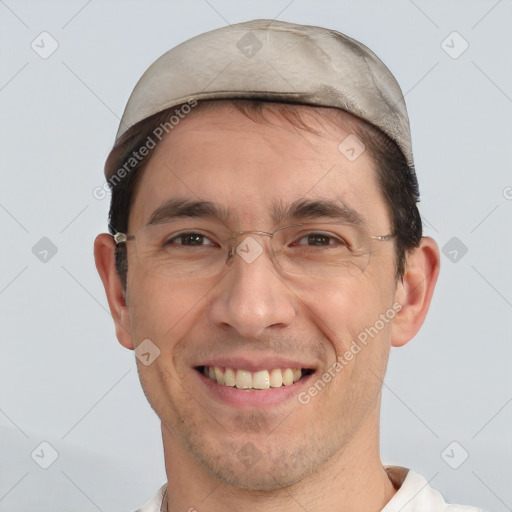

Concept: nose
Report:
left=207, top=234, right=297, bottom=338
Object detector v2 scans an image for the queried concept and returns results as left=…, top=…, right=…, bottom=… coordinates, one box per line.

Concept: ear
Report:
left=94, top=233, right=134, bottom=350
left=391, top=237, right=440, bottom=347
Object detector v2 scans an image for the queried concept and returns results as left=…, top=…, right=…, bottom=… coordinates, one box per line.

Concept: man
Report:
left=94, top=19, right=483, bottom=511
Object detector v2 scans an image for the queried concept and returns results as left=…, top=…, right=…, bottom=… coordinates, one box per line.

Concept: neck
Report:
left=161, top=408, right=396, bottom=512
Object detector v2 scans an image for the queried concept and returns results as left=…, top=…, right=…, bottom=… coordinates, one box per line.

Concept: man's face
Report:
left=124, top=103, right=399, bottom=489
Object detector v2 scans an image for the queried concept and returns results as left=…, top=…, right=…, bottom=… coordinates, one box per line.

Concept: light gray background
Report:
left=1, top=1, right=511, bottom=511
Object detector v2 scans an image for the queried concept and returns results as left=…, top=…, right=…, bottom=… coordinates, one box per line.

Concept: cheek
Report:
left=126, top=272, right=214, bottom=349
left=294, top=276, right=391, bottom=343
left=289, top=273, right=395, bottom=394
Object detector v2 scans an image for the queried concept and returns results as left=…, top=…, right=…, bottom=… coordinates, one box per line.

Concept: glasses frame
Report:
left=109, top=221, right=395, bottom=278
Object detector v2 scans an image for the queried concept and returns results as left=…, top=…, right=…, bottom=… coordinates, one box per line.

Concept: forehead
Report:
left=129, top=103, right=390, bottom=231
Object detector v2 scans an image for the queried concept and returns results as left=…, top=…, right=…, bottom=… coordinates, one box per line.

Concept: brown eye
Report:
left=306, top=234, right=331, bottom=246
left=167, top=232, right=214, bottom=246
left=293, top=232, right=347, bottom=247
left=181, top=234, right=205, bottom=245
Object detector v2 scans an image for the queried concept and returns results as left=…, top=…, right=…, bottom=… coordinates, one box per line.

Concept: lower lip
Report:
left=195, top=370, right=315, bottom=408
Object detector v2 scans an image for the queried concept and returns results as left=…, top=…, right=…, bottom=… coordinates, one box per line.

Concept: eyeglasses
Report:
left=111, top=219, right=394, bottom=280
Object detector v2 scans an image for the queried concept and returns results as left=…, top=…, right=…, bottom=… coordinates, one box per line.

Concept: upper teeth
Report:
left=204, top=366, right=303, bottom=390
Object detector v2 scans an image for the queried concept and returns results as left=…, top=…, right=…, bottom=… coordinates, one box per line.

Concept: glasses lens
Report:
left=271, top=223, right=372, bottom=278
left=134, top=220, right=229, bottom=278
left=129, top=221, right=377, bottom=279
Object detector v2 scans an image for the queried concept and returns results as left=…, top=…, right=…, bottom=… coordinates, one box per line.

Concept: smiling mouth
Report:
left=196, top=366, right=314, bottom=390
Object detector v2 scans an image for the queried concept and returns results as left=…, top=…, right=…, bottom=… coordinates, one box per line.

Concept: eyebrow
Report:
left=146, top=197, right=365, bottom=227
left=271, top=198, right=365, bottom=226
left=147, top=198, right=230, bottom=226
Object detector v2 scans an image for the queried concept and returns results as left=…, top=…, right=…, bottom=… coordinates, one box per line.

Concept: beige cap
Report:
left=115, top=19, right=412, bottom=167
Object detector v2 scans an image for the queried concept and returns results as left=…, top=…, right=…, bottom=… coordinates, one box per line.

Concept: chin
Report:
left=204, top=457, right=307, bottom=491
left=190, top=435, right=330, bottom=492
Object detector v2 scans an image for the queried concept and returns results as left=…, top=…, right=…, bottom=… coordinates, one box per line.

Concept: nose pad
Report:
left=234, top=235, right=267, bottom=265
left=225, top=232, right=274, bottom=269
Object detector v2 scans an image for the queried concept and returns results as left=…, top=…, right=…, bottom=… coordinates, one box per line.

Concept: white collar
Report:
left=382, top=466, right=484, bottom=512
left=137, top=467, right=484, bottom=512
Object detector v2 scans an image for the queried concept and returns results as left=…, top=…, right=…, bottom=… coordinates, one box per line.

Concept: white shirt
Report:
left=134, top=466, right=485, bottom=512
